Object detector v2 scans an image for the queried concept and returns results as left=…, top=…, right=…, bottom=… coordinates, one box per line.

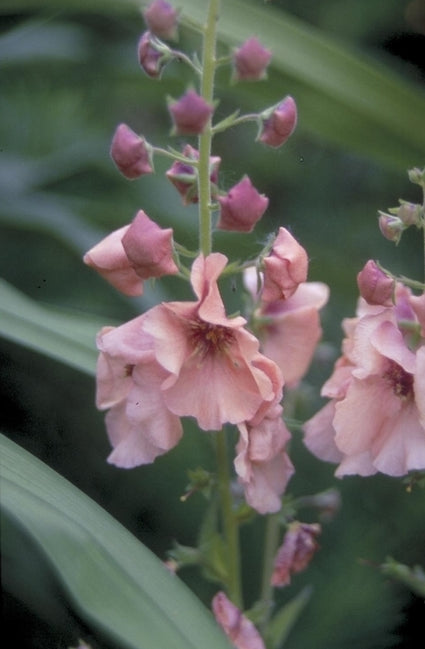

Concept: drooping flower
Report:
left=259, top=96, right=297, bottom=148
left=235, top=401, right=295, bottom=514
left=168, top=89, right=214, bottom=135
left=110, top=123, right=153, bottom=179
left=122, top=209, right=178, bottom=279
left=232, top=37, right=271, bottom=82
left=83, top=225, right=144, bottom=296
left=217, top=175, right=269, bottom=233
left=166, top=144, right=221, bottom=204
left=212, top=591, right=266, bottom=649
left=142, top=253, right=282, bottom=431
left=304, top=285, right=425, bottom=477
left=271, top=522, right=321, bottom=587
left=96, top=319, right=183, bottom=468
left=261, top=227, right=308, bottom=303
left=143, top=0, right=178, bottom=40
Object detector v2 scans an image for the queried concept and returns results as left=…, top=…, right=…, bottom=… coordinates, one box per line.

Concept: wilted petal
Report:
left=212, top=592, right=266, bottom=649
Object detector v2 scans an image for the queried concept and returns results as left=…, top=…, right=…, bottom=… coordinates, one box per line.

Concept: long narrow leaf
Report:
left=0, top=434, right=232, bottom=649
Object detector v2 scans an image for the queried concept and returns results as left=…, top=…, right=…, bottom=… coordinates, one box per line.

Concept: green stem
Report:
left=198, top=0, right=220, bottom=257
left=215, top=429, right=243, bottom=608
left=259, top=513, right=281, bottom=630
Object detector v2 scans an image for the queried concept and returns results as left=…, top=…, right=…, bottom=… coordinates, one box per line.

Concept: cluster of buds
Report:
left=378, top=167, right=425, bottom=244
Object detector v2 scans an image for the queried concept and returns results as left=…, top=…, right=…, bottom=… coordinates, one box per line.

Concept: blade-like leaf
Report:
left=267, top=585, right=312, bottom=649
left=0, top=279, right=101, bottom=374
left=0, top=434, right=232, bottom=649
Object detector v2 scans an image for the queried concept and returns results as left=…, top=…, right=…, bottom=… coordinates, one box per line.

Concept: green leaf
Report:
left=0, top=279, right=101, bottom=375
left=267, top=585, right=312, bottom=649
left=0, top=434, right=232, bottom=649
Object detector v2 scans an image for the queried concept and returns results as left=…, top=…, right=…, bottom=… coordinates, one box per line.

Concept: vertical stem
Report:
left=215, top=428, right=243, bottom=608
left=198, top=0, right=220, bottom=256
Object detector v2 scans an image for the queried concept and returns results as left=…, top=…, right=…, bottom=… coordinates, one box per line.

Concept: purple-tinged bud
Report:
left=357, top=260, right=394, bottom=307
left=233, top=37, right=272, bottom=81
left=259, top=96, right=297, bottom=148
left=408, top=166, right=425, bottom=187
left=217, top=175, right=269, bottom=233
left=396, top=201, right=422, bottom=227
left=122, top=210, right=178, bottom=279
left=168, top=89, right=214, bottom=135
left=166, top=144, right=220, bottom=205
left=271, top=522, right=321, bottom=587
left=143, top=0, right=178, bottom=40
left=110, top=123, right=153, bottom=179
left=138, top=30, right=170, bottom=78
left=378, top=211, right=404, bottom=243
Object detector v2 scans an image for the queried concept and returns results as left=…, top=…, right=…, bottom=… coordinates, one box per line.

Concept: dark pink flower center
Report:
left=383, top=360, right=414, bottom=398
left=189, top=320, right=235, bottom=357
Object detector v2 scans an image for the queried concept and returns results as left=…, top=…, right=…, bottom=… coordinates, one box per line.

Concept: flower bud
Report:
left=233, top=37, right=271, bottom=81
left=378, top=211, right=404, bottom=243
left=212, top=592, right=266, bottom=649
left=168, top=89, right=214, bottom=135
left=217, top=175, right=269, bottom=233
left=271, top=521, right=321, bottom=587
left=262, top=227, right=308, bottom=302
left=166, top=144, right=220, bottom=204
left=110, top=123, right=153, bottom=179
left=396, top=200, right=422, bottom=227
left=143, top=0, right=178, bottom=40
left=122, top=210, right=178, bottom=279
left=137, top=30, right=170, bottom=78
left=357, top=260, right=394, bottom=306
left=407, top=166, right=425, bottom=187
left=259, top=96, right=297, bottom=148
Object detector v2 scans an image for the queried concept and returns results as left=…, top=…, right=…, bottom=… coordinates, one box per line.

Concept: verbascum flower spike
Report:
left=110, top=123, right=154, bottom=179
left=259, top=96, right=297, bottom=148
left=216, top=175, right=268, bottom=233
left=143, top=0, right=178, bottom=40
left=232, top=36, right=271, bottom=81
left=168, top=89, right=214, bottom=135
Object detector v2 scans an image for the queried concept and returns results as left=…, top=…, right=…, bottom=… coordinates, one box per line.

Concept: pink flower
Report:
left=259, top=96, right=297, bottom=148
left=96, top=320, right=183, bottom=468
left=168, top=89, right=214, bottom=135
left=217, top=175, right=269, bottom=233
left=271, top=522, right=321, bottom=587
left=357, top=260, right=394, bottom=306
left=166, top=144, right=221, bottom=205
left=304, top=285, right=425, bottom=477
left=233, top=37, right=271, bottom=81
left=110, top=123, right=153, bottom=179
left=262, top=227, right=308, bottom=303
left=235, top=402, right=295, bottom=514
left=212, top=592, right=266, bottom=649
left=83, top=226, right=144, bottom=296
left=143, top=0, right=178, bottom=40
left=122, top=210, right=178, bottom=279
left=142, top=253, right=282, bottom=431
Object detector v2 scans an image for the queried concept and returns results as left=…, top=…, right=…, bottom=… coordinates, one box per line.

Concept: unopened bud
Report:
left=258, top=96, right=297, bottom=148
left=271, top=521, right=321, bottom=587
left=378, top=211, right=404, bottom=243
left=357, top=260, right=394, bottom=306
left=408, top=166, right=425, bottom=187
left=396, top=200, right=422, bottom=227
left=217, top=175, right=269, bottom=233
left=122, top=210, right=178, bottom=279
left=233, top=37, right=271, bottom=81
left=143, top=0, right=178, bottom=40
left=166, top=144, right=220, bottom=204
left=168, top=89, right=214, bottom=135
left=110, top=123, right=153, bottom=179
left=137, top=30, right=171, bottom=78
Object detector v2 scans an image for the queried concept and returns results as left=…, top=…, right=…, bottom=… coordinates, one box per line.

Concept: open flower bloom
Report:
left=244, top=267, right=329, bottom=388
left=304, top=285, right=425, bottom=477
left=212, top=591, right=266, bottom=649
left=142, top=253, right=282, bottom=431
left=271, top=521, right=321, bottom=587
left=96, top=320, right=183, bottom=468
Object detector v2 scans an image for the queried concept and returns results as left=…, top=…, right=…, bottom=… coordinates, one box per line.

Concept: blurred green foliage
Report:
left=1, top=1, right=424, bottom=648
